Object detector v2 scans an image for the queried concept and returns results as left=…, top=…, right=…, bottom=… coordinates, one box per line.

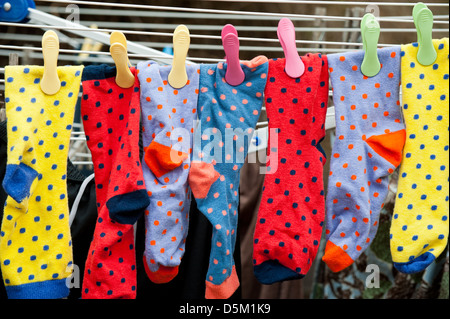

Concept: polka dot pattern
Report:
left=190, top=56, right=268, bottom=299
left=391, top=38, right=449, bottom=273
left=322, top=46, right=406, bottom=272
left=0, top=65, right=83, bottom=298
left=252, top=54, right=329, bottom=283
left=137, top=61, right=199, bottom=280
left=80, top=65, right=147, bottom=299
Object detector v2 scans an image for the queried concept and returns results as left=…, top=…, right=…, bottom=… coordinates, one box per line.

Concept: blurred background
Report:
left=0, top=0, right=448, bottom=299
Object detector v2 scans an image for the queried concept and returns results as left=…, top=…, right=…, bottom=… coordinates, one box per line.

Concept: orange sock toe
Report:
left=322, top=241, right=354, bottom=273
left=205, top=266, right=240, bottom=299
left=143, top=256, right=179, bottom=284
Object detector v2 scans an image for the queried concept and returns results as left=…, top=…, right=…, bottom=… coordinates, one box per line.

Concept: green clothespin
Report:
left=413, top=2, right=437, bottom=66
left=361, top=13, right=381, bottom=77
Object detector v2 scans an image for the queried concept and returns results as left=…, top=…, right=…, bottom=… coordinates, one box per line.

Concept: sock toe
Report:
left=205, top=266, right=240, bottom=299
left=143, top=256, right=179, bottom=284
left=322, top=241, right=355, bottom=272
left=393, top=252, right=436, bottom=274
left=253, top=260, right=304, bottom=285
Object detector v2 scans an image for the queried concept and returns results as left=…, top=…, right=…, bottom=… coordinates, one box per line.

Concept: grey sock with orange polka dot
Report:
left=322, top=47, right=406, bottom=272
left=137, top=61, right=200, bottom=283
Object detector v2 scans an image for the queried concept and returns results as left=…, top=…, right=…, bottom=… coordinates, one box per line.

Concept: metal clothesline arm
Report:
left=33, top=0, right=449, bottom=24
left=202, top=0, right=450, bottom=7
left=26, top=8, right=182, bottom=65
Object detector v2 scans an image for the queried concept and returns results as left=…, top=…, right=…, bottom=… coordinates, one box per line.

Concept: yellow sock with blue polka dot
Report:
left=0, top=65, right=83, bottom=298
left=391, top=38, right=449, bottom=274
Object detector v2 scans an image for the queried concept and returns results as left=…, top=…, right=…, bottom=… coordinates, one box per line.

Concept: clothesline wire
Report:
left=199, top=0, right=449, bottom=6
left=0, top=22, right=398, bottom=48
left=35, top=6, right=449, bottom=22
left=0, top=44, right=224, bottom=63
left=33, top=0, right=449, bottom=24
left=54, top=24, right=450, bottom=33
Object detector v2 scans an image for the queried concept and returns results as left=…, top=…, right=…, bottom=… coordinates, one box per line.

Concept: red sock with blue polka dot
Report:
left=253, top=54, right=329, bottom=284
left=80, top=65, right=149, bottom=299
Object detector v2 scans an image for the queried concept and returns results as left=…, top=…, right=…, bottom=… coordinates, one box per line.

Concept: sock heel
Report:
left=188, top=161, right=220, bottom=199
left=144, top=141, right=188, bottom=178
left=364, top=129, right=406, bottom=168
left=106, top=189, right=150, bottom=224
left=2, top=163, right=38, bottom=203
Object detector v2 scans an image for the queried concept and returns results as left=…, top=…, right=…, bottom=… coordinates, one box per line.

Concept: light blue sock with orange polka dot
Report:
left=390, top=38, right=449, bottom=274
left=322, top=47, right=406, bottom=273
left=188, top=56, right=268, bottom=299
left=137, top=61, right=199, bottom=284
left=0, top=65, right=83, bottom=298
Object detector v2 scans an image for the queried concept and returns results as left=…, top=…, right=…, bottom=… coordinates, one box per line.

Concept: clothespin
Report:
left=0, top=0, right=35, bottom=22
left=40, top=30, right=61, bottom=95
left=110, top=31, right=131, bottom=67
left=277, top=18, right=305, bottom=78
left=110, top=31, right=134, bottom=89
left=222, top=24, right=245, bottom=86
left=360, top=13, right=381, bottom=78
left=78, top=24, right=104, bottom=64
left=168, top=25, right=190, bottom=89
left=413, top=2, right=437, bottom=66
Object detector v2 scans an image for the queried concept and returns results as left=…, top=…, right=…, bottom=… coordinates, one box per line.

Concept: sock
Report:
left=391, top=38, right=449, bottom=274
left=137, top=61, right=199, bottom=283
left=0, top=65, right=83, bottom=298
left=322, top=47, right=406, bottom=272
left=189, top=56, right=268, bottom=299
left=252, top=54, right=329, bottom=284
left=80, top=65, right=149, bottom=299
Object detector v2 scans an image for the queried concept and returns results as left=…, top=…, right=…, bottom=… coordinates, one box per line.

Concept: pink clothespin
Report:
left=221, top=24, right=245, bottom=86
left=277, top=18, right=305, bottom=78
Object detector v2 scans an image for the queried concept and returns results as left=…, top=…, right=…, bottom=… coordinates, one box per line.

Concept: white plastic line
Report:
left=5, top=29, right=447, bottom=50
left=0, top=44, right=224, bottom=63
left=77, top=22, right=450, bottom=33
left=0, top=49, right=136, bottom=65
left=0, top=22, right=399, bottom=48
left=69, top=137, right=89, bottom=141
left=202, top=0, right=449, bottom=6
left=34, top=6, right=450, bottom=23
left=70, top=161, right=93, bottom=165
left=74, top=152, right=92, bottom=158
left=33, top=0, right=449, bottom=24
left=256, top=121, right=268, bottom=127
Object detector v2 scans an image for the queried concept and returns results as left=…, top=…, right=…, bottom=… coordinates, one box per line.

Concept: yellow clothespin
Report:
left=40, top=30, right=61, bottom=95
left=110, top=31, right=134, bottom=89
left=78, top=24, right=104, bottom=64
left=168, top=25, right=190, bottom=89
